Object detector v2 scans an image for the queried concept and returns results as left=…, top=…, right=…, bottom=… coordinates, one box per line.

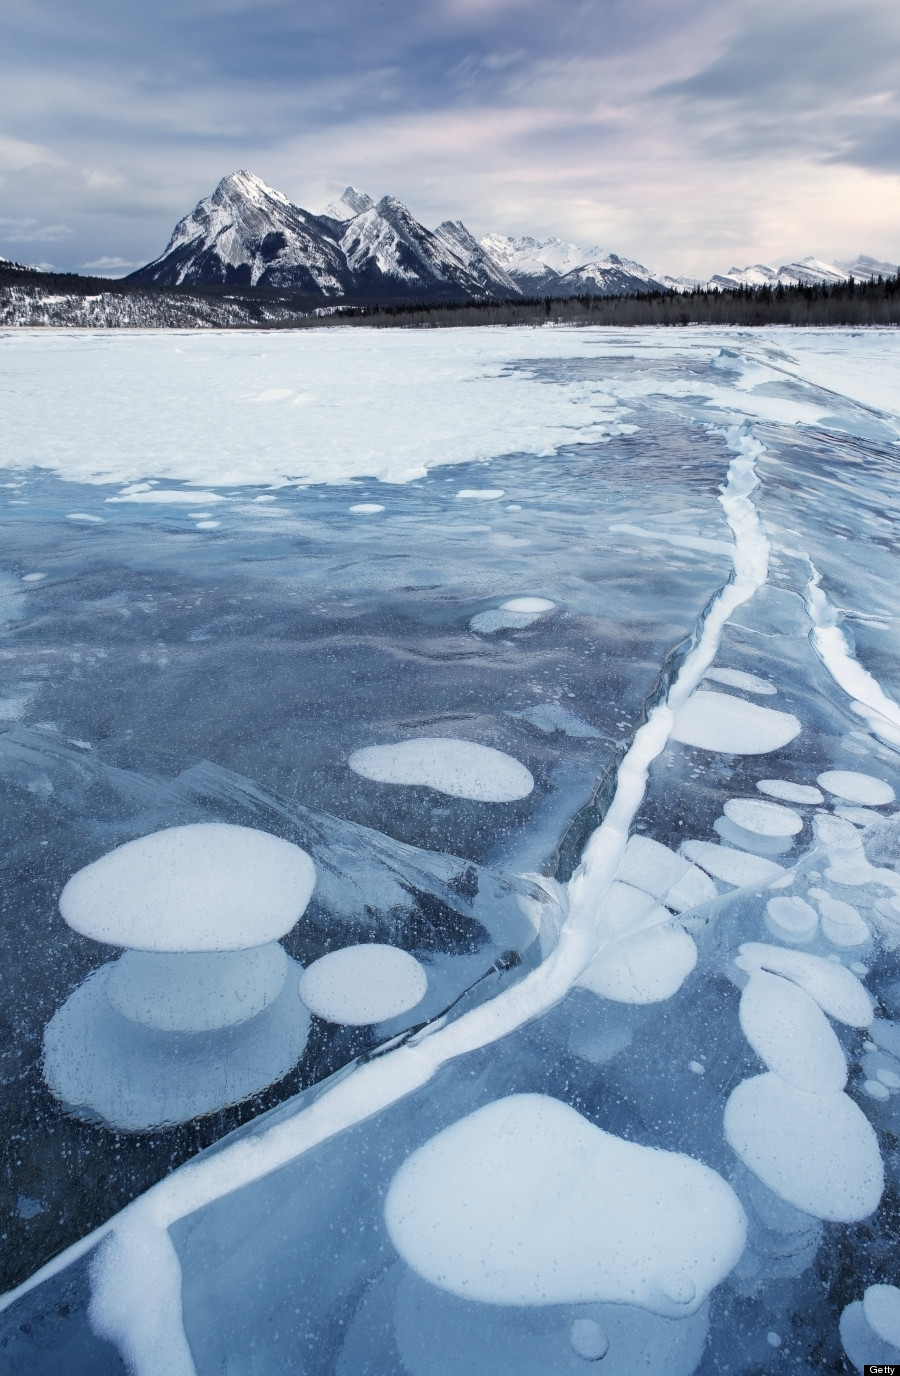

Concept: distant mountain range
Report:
left=125, top=171, right=669, bottom=304
left=4, top=170, right=898, bottom=309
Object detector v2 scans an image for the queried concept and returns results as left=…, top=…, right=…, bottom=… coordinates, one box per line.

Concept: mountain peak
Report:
left=215, top=171, right=293, bottom=209
left=321, top=186, right=374, bottom=221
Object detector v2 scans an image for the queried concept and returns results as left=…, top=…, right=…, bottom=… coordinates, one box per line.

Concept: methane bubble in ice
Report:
left=808, top=889, right=870, bottom=948
left=864, top=1284, right=900, bottom=1347
left=671, top=690, right=801, bottom=754
left=298, top=944, right=427, bottom=1025
left=680, top=841, right=785, bottom=887
left=42, top=969, right=310, bottom=1131
left=736, top=943, right=872, bottom=1025
left=723, top=798, right=803, bottom=836
left=470, top=597, right=554, bottom=633
left=105, top=944, right=290, bottom=1032
left=456, top=488, right=504, bottom=500
left=569, top=1318, right=609, bottom=1361
left=579, top=926, right=698, bottom=1004
left=841, top=1285, right=900, bottom=1371
left=817, top=769, right=895, bottom=805
left=724, top=1073, right=883, bottom=1220
left=703, top=667, right=777, bottom=695
left=757, top=779, right=824, bottom=805
left=349, top=503, right=385, bottom=513
left=389, top=1270, right=709, bottom=1376
left=501, top=597, right=555, bottom=614
left=59, top=822, right=317, bottom=951
left=43, top=824, right=316, bottom=1128
left=384, top=1094, right=747, bottom=1313
left=348, top=737, right=534, bottom=801
left=765, top=896, right=819, bottom=944
left=739, top=971, right=847, bottom=1093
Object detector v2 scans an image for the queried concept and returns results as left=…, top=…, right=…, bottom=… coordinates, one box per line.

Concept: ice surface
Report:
left=514, top=703, right=601, bottom=737
left=298, top=945, right=428, bottom=1025
left=4, top=327, right=900, bottom=1372
left=723, top=798, right=803, bottom=836
left=724, top=1073, right=883, bottom=1221
left=817, top=768, right=895, bottom=805
left=59, top=823, right=317, bottom=951
left=671, top=690, right=801, bottom=754
left=385, top=1272, right=709, bottom=1376
left=348, top=737, right=534, bottom=801
left=384, top=1094, right=747, bottom=1312
left=756, top=778, right=824, bottom=804
left=739, top=971, right=847, bottom=1092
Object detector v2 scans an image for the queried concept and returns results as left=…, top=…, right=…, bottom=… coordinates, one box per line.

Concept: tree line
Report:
left=295, top=275, right=900, bottom=329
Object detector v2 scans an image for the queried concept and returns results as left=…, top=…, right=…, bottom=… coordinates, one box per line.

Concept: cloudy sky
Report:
left=2, top=0, right=899, bottom=276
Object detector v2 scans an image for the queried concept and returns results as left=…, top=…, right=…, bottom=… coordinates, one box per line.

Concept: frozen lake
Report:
left=1, top=325, right=900, bottom=1374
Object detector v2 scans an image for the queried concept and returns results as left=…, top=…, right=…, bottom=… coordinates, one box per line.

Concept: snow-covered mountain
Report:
left=479, top=234, right=667, bottom=296
left=320, top=186, right=374, bottom=222
left=708, top=254, right=898, bottom=291
left=337, top=195, right=506, bottom=300
left=129, top=174, right=513, bottom=304
left=128, top=179, right=670, bottom=305
left=432, top=221, right=521, bottom=297
left=129, top=171, right=352, bottom=296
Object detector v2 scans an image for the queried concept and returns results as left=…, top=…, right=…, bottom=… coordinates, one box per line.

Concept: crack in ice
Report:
left=805, top=562, right=900, bottom=749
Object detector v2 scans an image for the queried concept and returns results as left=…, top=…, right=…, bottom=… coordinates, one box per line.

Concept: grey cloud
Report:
left=654, top=1, right=900, bottom=171
left=0, top=216, right=72, bottom=241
